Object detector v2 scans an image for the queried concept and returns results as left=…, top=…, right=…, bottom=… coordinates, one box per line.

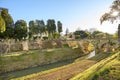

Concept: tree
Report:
left=54, top=31, right=59, bottom=39
left=51, top=19, right=56, bottom=34
left=91, top=30, right=102, bottom=38
left=65, top=28, right=69, bottom=36
left=100, top=0, right=120, bottom=24
left=74, top=30, right=89, bottom=39
left=14, top=20, right=27, bottom=40
left=29, top=20, right=37, bottom=38
left=57, top=21, right=62, bottom=34
left=1, top=8, right=13, bottom=28
left=47, top=19, right=56, bottom=38
left=2, top=26, right=14, bottom=39
left=36, top=20, right=46, bottom=34
left=1, top=8, right=14, bottom=39
left=0, top=15, right=5, bottom=33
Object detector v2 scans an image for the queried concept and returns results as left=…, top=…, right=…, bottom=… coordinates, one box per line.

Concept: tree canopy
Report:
left=0, top=8, right=63, bottom=40
left=0, top=15, right=5, bottom=33
left=57, top=21, right=62, bottom=34
left=100, top=0, right=120, bottom=24
left=1, top=8, right=14, bottom=27
left=0, top=8, right=14, bottom=39
left=74, top=30, right=89, bottom=39
left=14, top=20, right=27, bottom=40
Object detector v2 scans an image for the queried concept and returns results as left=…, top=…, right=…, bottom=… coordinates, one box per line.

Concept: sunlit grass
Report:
left=10, top=50, right=113, bottom=80
left=70, top=52, right=119, bottom=80
left=0, top=47, right=83, bottom=78
left=11, top=60, right=74, bottom=80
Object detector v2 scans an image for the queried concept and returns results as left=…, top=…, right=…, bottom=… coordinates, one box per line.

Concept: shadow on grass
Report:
left=89, top=52, right=114, bottom=62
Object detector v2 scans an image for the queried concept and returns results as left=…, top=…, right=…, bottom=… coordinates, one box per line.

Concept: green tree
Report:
left=47, top=19, right=52, bottom=34
left=1, top=9, right=13, bottom=27
left=74, top=30, right=89, bottom=39
left=54, top=31, right=59, bottom=39
left=57, top=21, right=62, bottom=34
left=91, top=30, right=102, bottom=38
left=29, top=20, right=37, bottom=38
left=0, top=15, right=5, bottom=33
left=65, top=28, right=69, bottom=36
left=36, top=20, right=46, bottom=34
left=47, top=19, right=56, bottom=38
left=1, top=8, right=14, bottom=39
left=2, top=26, right=14, bottom=39
left=14, top=20, right=27, bottom=40
left=29, top=20, right=47, bottom=39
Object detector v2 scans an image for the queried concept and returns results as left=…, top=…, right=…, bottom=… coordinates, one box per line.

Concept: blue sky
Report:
left=0, top=0, right=118, bottom=34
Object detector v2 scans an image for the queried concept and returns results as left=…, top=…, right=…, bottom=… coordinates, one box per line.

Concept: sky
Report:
left=0, top=0, right=118, bottom=34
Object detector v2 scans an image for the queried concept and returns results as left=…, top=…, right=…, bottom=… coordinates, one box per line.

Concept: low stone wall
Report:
left=0, top=40, right=68, bottom=55
left=1, top=39, right=118, bottom=55
left=0, top=42, right=23, bottom=54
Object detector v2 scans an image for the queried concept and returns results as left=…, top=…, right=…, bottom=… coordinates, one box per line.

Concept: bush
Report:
left=43, top=36, right=48, bottom=40
left=75, top=35, right=80, bottom=39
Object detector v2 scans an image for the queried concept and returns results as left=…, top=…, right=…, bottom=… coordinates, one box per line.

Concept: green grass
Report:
left=1, top=58, right=75, bottom=80
left=0, top=48, right=84, bottom=74
left=70, top=52, right=120, bottom=80
left=10, top=50, right=113, bottom=80
left=91, top=53, right=120, bottom=80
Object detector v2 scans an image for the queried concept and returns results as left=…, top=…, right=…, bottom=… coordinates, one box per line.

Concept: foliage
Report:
left=108, top=40, right=116, bottom=46
left=0, top=15, right=5, bottom=33
left=74, top=30, right=89, bottom=39
left=29, top=20, right=39, bottom=38
left=1, top=8, right=14, bottom=39
left=0, top=8, right=64, bottom=40
left=47, top=19, right=56, bottom=34
left=0, top=8, right=63, bottom=40
left=14, top=20, right=27, bottom=40
left=35, top=20, right=46, bottom=34
left=54, top=31, right=59, bottom=39
left=91, top=30, right=102, bottom=38
left=1, top=8, right=14, bottom=27
left=2, top=26, right=14, bottom=39
left=65, top=28, right=69, bottom=36
left=57, top=21, right=62, bottom=34
left=100, top=0, right=120, bottom=24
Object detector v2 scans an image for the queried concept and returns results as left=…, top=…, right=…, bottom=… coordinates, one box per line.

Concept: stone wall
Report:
left=0, top=40, right=67, bottom=55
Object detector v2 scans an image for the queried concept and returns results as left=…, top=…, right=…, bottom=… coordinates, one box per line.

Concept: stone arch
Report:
left=100, top=43, right=108, bottom=52
left=78, top=40, right=95, bottom=54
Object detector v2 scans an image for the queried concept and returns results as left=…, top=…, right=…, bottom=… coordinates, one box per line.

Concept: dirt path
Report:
left=25, top=60, right=96, bottom=80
